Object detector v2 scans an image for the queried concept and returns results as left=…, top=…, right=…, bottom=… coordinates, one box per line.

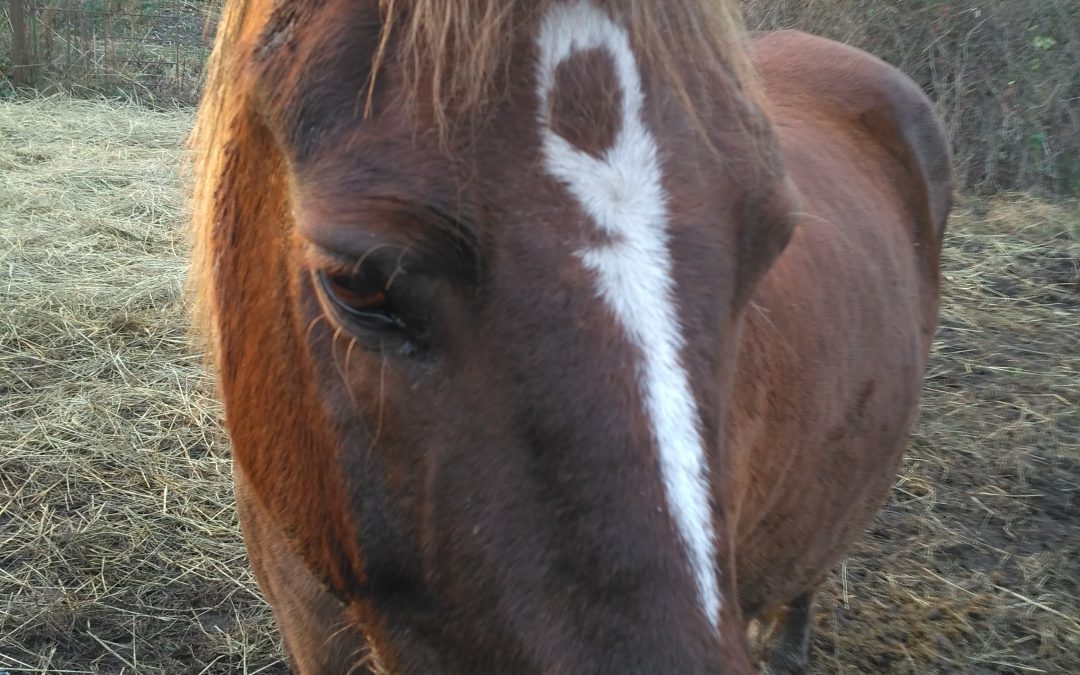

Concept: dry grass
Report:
left=1, top=96, right=1078, bottom=673
left=0, top=96, right=285, bottom=674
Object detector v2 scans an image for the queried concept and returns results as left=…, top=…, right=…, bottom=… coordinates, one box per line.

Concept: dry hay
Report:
left=0, top=97, right=285, bottom=674
left=1, top=96, right=1078, bottom=674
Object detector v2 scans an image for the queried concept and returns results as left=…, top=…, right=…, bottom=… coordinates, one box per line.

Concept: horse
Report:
left=189, top=1, right=952, bottom=672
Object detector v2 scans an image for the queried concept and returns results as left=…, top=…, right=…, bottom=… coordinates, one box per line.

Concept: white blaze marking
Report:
left=536, top=1, right=721, bottom=630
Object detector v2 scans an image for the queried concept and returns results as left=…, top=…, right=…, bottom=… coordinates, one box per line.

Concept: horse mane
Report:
left=188, top=0, right=759, bottom=350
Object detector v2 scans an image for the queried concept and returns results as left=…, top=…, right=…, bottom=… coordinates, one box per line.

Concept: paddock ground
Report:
left=1, top=97, right=1077, bottom=674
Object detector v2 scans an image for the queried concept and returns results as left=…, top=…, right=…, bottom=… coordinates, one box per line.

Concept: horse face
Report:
left=219, top=1, right=797, bottom=671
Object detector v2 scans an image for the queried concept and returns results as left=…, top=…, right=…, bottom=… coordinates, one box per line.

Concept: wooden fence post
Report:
left=9, top=0, right=29, bottom=86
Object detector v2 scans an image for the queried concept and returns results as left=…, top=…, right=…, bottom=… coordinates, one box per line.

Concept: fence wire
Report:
left=7, top=0, right=216, bottom=105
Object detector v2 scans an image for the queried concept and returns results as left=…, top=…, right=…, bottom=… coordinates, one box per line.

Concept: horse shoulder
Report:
left=750, top=30, right=953, bottom=249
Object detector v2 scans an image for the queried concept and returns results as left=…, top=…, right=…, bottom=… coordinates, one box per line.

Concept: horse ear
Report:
left=733, top=172, right=800, bottom=307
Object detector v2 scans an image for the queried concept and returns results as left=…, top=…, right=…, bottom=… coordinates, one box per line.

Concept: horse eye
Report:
left=322, top=272, right=386, bottom=311
left=315, top=268, right=429, bottom=354
left=317, top=271, right=400, bottom=329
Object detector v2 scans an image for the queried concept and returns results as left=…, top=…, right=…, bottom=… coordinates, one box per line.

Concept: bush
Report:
left=744, top=0, right=1080, bottom=196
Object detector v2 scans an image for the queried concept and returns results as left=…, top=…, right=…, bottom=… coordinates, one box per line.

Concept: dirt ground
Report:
left=1, top=97, right=1077, bottom=674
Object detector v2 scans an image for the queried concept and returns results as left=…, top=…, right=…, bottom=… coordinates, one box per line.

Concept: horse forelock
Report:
left=375, top=0, right=760, bottom=140
left=187, top=0, right=371, bottom=598
left=187, top=0, right=259, bottom=360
